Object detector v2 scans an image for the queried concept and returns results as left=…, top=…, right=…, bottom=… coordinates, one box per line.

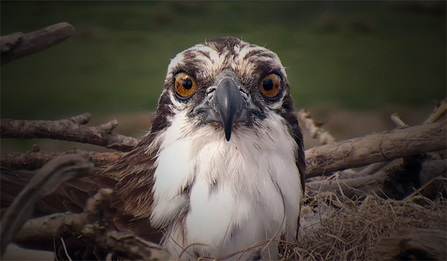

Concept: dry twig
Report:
left=307, top=159, right=446, bottom=199
left=0, top=113, right=138, bottom=152
left=374, top=228, right=447, bottom=261
left=1, top=149, right=123, bottom=170
left=305, top=120, right=446, bottom=178
left=1, top=22, right=75, bottom=66
left=295, top=192, right=447, bottom=260
left=297, top=109, right=336, bottom=145
left=424, top=99, right=447, bottom=124
left=12, top=189, right=176, bottom=261
left=1, top=120, right=445, bottom=176
left=0, top=154, right=94, bottom=255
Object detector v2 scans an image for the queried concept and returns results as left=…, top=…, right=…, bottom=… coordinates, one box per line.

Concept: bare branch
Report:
left=1, top=154, right=94, bottom=255
left=355, top=113, right=408, bottom=177
left=1, top=22, right=75, bottom=66
left=424, top=98, right=447, bottom=124
left=2, top=121, right=445, bottom=180
left=297, top=109, right=336, bottom=145
left=12, top=189, right=176, bottom=261
left=0, top=114, right=138, bottom=152
left=390, top=113, right=408, bottom=128
left=355, top=161, right=390, bottom=176
left=355, top=98, right=446, bottom=177
left=1, top=150, right=123, bottom=170
left=307, top=159, right=446, bottom=198
left=374, top=228, right=447, bottom=261
left=305, top=120, right=446, bottom=178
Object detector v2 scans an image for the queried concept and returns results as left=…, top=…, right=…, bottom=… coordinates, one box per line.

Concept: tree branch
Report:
left=305, top=120, right=446, bottom=178
left=11, top=189, right=176, bottom=261
left=1, top=149, right=123, bottom=170
left=297, top=109, right=336, bottom=145
left=307, top=159, right=446, bottom=198
left=0, top=113, right=138, bottom=152
left=2, top=121, right=445, bottom=179
left=1, top=154, right=94, bottom=255
left=424, top=99, right=447, bottom=125
left=374, top=228, right=447, bottom=261
left=1, top=22, right=75, bottom=66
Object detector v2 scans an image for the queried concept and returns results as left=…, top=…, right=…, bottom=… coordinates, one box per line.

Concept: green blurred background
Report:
left=1, top=1, right=446, bottom=150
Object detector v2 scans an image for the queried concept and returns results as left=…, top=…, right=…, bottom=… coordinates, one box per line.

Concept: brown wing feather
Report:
left=0, top=131, right=164, bottom=259
left=278, top=98, right=306, bottom=193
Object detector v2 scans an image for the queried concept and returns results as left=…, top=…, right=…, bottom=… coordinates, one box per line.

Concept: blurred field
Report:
left=1, top=1, right=445, bottom=121
left=2, top=1, right=445, bottom=152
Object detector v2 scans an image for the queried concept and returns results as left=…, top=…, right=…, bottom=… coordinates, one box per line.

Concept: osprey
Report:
left=4, top=37, right=305, bottom=260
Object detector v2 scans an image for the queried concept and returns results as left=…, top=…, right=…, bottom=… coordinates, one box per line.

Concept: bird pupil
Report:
left=183, top=78, right=193, bottom=89
left=263, top=79, right=273, bottom=91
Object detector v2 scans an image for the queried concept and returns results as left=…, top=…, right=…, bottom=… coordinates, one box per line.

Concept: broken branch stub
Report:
left=0, top=114, right=138, bottom=152
left=0, top=22, right=75, bottom=66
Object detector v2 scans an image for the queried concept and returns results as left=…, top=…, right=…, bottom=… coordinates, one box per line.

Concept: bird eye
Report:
left=259, top=74, right=281, bottom=99
left=174, top=72, right=197, bottom=98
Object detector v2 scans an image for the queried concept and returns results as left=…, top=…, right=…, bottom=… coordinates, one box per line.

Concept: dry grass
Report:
left=286, top=190, right=447, bottom=260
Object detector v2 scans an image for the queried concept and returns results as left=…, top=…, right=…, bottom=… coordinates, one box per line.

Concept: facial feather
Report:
left=106, top=37, right=305, bottom=260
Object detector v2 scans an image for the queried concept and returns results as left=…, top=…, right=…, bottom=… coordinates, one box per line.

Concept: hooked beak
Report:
left=214, top=75, right=245, bottom=141
left=192, top=70, right=260, bottom=141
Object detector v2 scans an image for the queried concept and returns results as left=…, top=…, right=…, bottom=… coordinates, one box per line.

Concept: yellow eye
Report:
left=259, top=74, right=281, bottom=99
left=174, top=72, right=197, bottom=98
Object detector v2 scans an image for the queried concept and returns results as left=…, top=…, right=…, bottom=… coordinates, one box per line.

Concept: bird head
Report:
left=105, top=38, right=306, bottom=259
left=150, top=37, right=297, bottom=142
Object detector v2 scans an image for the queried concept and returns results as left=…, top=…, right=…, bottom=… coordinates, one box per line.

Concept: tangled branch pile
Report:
left=293, top=188, right=447, bottom=260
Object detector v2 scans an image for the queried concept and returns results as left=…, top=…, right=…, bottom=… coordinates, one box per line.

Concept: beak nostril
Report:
left=206, top=86, right=217, bottom=94
left=190, top=70, right=264, bottom=141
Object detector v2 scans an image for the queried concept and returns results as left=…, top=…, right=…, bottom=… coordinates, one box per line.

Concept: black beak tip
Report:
left=224, top=126, right=232, bottom=141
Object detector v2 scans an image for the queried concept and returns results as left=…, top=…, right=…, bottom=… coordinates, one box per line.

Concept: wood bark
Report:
left=0, top=113, right=138, bottom=152
left=11, top=189, right=176, bottom=261
left=296, top=109, right=336, bottom=145
left=305, top=120, right=446, bottom=178
left=374, top=228, right=447, bottom=261
left=307, top=159, right=446, bottom=198
left=1, top=22, right=75, bottom=65
left=1, top=121, right=445, bottom=179
left=1, top=149, right=123, bottom=170
left=1, top=155, right=93, bottom=254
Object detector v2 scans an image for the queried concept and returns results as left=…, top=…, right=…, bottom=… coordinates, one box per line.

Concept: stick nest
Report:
left=286, top=190, right=447, bottom=260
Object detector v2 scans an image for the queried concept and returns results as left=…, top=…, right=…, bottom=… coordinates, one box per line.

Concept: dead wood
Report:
left=12, top=189, right=176, bottom=261
left=357, top=99, right=446, bottom=178
left=1, top=149, right=123, bottom=170
left=390, top=113, right=409, bottom=128
left=0, top=113, right=138, bottom=152
left=305, top=120, right=446, bottom=178
left=425, top=99, right=447, bottom=124
left=0, top=154, right=94, bottom=255
left=312, top=98, right=446, bottom=180
left=307, top=159, right=447, bottom=199
left=1, top=121, right=445, bottom=177
left=296, top=109, right=336, bottom=145
left=295, top=192, right=447, bottom=260
left=374, top=228, right=447, bottom=261
left=1, top=22, right=75, bottom=66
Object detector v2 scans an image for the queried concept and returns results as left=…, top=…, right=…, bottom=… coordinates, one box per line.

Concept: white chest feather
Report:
left=150, top=111, right=302, bottom=259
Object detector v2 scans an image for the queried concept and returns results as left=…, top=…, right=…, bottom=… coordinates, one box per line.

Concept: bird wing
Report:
left=1, top=133, right=163, bottom=260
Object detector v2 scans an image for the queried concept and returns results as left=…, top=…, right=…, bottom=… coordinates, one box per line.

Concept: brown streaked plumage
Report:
left=1, top=37, right=305, bottom=260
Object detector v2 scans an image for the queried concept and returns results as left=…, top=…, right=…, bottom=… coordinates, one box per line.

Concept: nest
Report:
left=284, top=189, right=447, bottom=260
